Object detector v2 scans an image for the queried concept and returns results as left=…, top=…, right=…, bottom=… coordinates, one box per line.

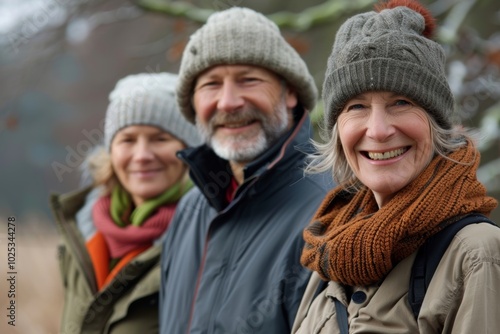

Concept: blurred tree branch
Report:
left=438, top=0, right=477, bottom=44
left=135, top=0, right=374, bottom=31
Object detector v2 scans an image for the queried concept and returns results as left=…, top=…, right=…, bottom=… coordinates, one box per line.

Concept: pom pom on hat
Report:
left=375, top=0, right=436, bottom=38
left=322, top=0, right=454, bottom=132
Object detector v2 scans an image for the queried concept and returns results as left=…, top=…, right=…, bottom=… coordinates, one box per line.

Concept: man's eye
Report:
left=242, top=77, right=260, bottom=83
left=201, top=81, right=218, bottom=87
left=196, top=81, right=219, bottom=90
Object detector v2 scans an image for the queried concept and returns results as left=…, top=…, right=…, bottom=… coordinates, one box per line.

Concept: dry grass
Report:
left=0, top=220, right=64, bottom=334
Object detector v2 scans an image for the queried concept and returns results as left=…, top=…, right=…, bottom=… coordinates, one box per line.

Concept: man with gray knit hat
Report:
left=159, top=7, right=331, bottom=334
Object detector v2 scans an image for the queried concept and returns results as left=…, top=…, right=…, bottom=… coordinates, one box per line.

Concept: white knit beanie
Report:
left=104, top=72, right=202, bottom=150
left=176, top=7, right=318, bottom=123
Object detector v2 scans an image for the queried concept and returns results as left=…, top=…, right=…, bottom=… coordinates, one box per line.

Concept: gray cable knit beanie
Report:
left=322, top=1, right=454, bottom=132
left=104, top=72, right=202, bottom=150
left=176, top=7, right=318, bottom=123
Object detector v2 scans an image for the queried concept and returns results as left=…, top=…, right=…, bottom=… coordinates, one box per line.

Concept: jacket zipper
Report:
left=186, top=233, right=211, bottom=334
left=184, top=175, right=259, bottom=334
left=205, top=218, right=241, bottom=334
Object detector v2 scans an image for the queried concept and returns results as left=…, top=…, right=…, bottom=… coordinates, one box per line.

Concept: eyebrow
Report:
left=117, top=128, right=164, bottom=136
left=351, top=92, right=404, bottom=100
left=349, top=94, right=369, bottom=101
left=236, top=67, right=256, bottom=76
left=205, top=66, right=257, bottom=78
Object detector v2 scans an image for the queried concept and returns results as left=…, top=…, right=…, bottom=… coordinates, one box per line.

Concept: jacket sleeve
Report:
left=456, top=261, right=500, bottom=332
left=449, top=238, right=500, bottom=333
left=158, top=192, right=194, bottom=330
left=159, top=203, right=180, bottom=317
left=282, top=233, right=313, bottom=329
left=422, top=223, right=500, bottom=333
left=159, top=233, right=169, bottom=318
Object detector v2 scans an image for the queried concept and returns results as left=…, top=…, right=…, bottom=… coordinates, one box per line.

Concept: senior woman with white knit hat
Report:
left=51, top=72, right=200, bottom=334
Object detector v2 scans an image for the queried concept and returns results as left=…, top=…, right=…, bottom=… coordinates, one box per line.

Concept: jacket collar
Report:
left=177, top=107, right=314, bottom=211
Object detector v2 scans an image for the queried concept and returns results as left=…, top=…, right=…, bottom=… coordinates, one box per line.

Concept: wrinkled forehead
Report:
left=194, top=64, right=282, bottom=84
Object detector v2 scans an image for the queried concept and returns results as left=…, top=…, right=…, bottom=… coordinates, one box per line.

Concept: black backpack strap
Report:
left=335, top=298, right=349, bottom=334
left=313, top=279, right=329, bottom=300
left=312, top=280, right=349, bottom=334
left=409, top=213, right=496, bottom=319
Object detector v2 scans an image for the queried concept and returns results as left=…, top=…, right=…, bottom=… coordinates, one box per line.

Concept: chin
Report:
left=213, top=139, right=267, bottom=162
left=133, top=189, right=164, bottom=201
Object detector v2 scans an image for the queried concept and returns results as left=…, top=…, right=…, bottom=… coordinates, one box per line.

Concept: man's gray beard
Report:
left=196, top=101, right=290, bottom=163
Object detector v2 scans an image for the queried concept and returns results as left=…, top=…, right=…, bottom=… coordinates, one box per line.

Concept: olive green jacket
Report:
left=50, top=187, right=161, bottom=334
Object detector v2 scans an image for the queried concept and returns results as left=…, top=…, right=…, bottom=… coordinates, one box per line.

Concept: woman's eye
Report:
left=346, top=104, right=365, bottom=111
left=395, top=99, right=411, bottom=106
left=390, top=99, right=414, bottom=112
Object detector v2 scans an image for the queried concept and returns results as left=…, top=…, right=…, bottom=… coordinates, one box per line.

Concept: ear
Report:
left=284, top=88, right=298, bottom=110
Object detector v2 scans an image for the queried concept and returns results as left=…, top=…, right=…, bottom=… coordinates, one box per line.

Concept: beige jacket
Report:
left=293, top=223, right=500, bottom=334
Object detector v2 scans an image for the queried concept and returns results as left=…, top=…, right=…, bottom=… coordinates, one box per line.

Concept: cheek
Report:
left=110, top=150, right=125, bottom=172
left=158, top=146, right=185, bottom=165
left=338, top=118, right=359, bottom=154
left=193, top=93, right=213, bottom=122
left=162, top=154, right=182, bottom=166
left=406, top=115, right=433, bottom=154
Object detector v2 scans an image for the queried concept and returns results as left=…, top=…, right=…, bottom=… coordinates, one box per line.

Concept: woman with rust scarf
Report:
left=293, top=0, right=499, bottom=333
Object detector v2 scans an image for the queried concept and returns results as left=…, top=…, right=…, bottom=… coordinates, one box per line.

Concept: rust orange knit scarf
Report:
left=301, top=142, right=497, bottom=286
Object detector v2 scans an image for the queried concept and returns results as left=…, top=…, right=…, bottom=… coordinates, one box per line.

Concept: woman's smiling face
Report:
left=110, top=125, right=186, bottom=206
left=337, top=91, right=434, bottom=207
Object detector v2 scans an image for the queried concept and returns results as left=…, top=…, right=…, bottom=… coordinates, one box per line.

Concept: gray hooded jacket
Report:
left=159, top=109, right=332, bottom=333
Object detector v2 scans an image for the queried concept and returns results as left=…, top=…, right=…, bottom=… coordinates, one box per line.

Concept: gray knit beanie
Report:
left=104, top=72, right=202, bottom=150
left=322, top=1, right=454, bottom=132
left=176, top=7, right=318, bottom=123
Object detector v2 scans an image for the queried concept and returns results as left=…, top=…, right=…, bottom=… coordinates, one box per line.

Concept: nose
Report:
left=133, top=139, right=154, bottom=162
left=365, top=105, right=396, bottom=142
left=216, top=80, right=244, bottom=112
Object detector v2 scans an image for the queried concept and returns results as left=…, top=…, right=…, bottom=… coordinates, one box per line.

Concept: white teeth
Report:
left=225, top=121, right=251, bottom=128
left=368, top=148, right=407, bottom=160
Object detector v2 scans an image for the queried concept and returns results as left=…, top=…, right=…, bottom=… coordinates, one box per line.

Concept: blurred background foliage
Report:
left=0, top=0, right=499, bottom=332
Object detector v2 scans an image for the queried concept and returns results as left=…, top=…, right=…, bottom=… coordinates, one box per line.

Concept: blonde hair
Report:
left=85, top=146, right=117, bottom=195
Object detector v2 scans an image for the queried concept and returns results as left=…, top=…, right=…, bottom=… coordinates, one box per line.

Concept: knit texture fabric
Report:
left=301, top=142, right=497, bottom=286
left=110, top=180, right=193, bottom=227
left=104, top=72, right=201, bottom=149
left=92, top=196, right=176, bottom=259
left=176, top=7, right=318, bottom=123
left=322, top=2, right=454, bottom=132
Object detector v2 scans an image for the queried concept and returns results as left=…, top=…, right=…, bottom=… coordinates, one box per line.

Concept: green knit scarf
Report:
left=111, top=179, right=193, bottom=227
